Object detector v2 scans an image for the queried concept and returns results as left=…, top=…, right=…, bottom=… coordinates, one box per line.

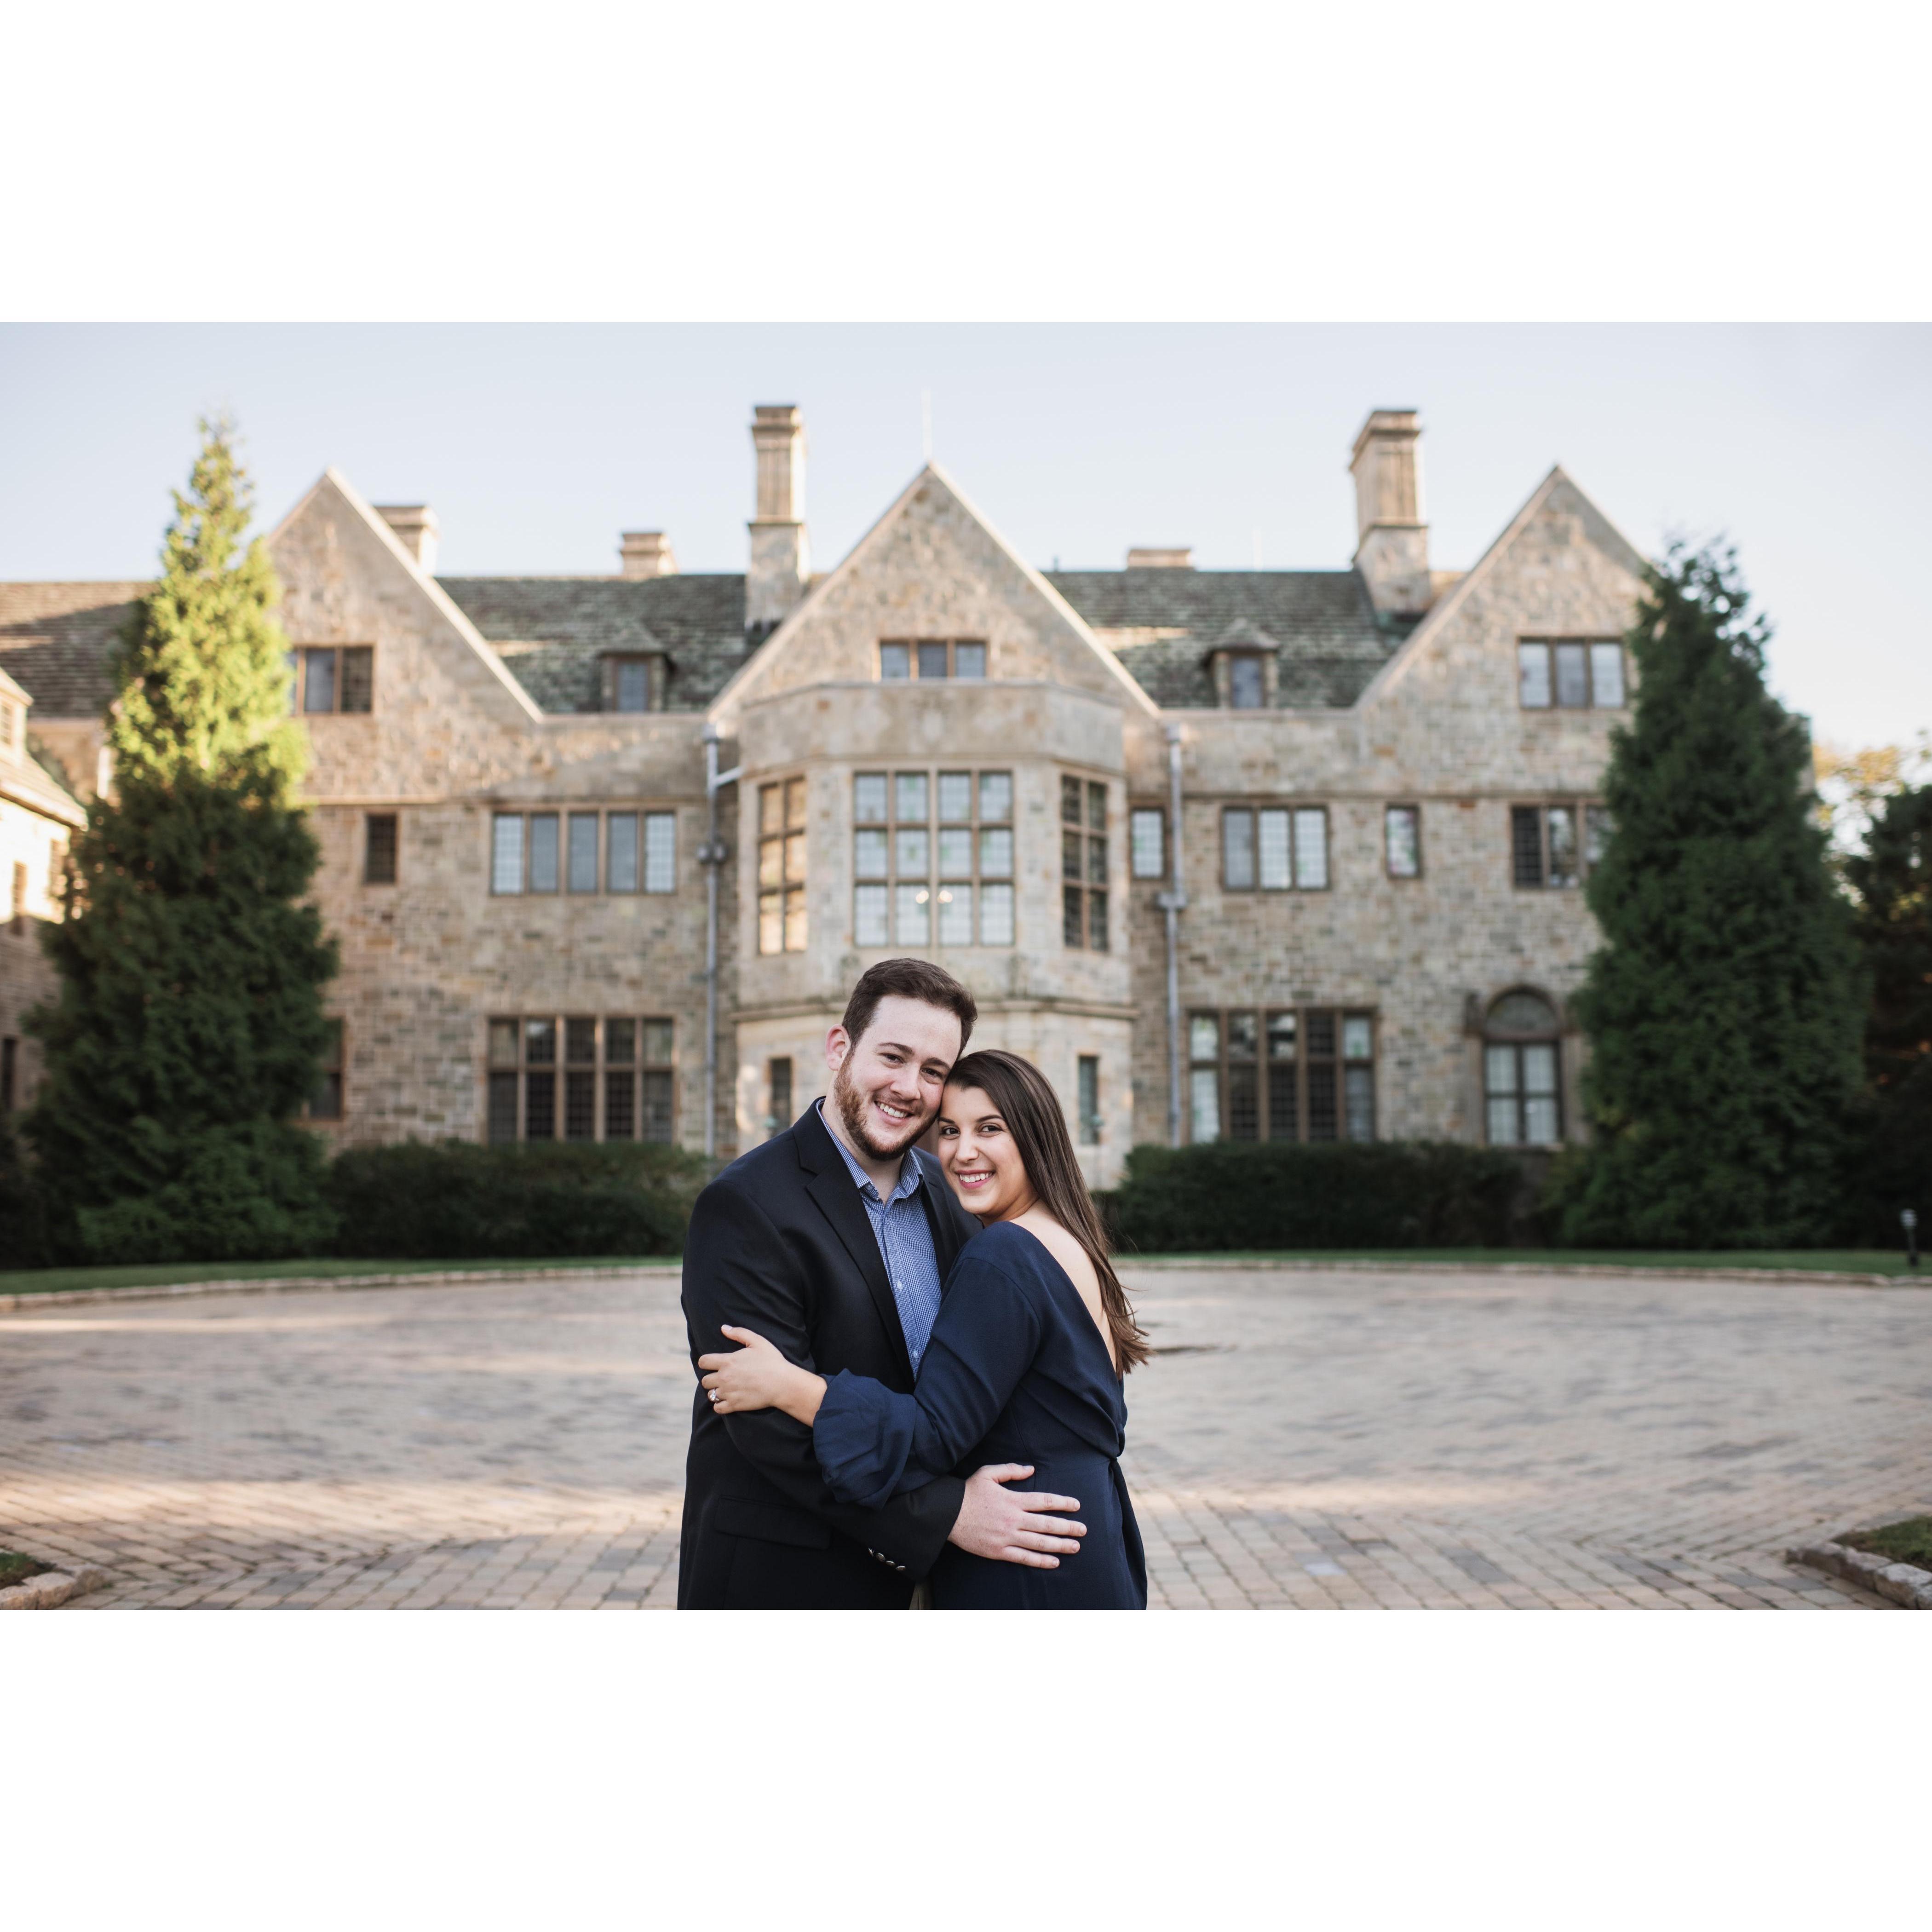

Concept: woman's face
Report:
left=936, top=1083, right=1035, bottom=1221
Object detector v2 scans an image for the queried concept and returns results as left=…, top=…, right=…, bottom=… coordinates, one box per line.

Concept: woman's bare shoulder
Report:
left=1009, top=1214, right=1098, bottom=1292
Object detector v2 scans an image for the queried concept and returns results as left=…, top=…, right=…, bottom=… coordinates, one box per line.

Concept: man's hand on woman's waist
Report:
left=947, top=1464, right=1085, bottom=1568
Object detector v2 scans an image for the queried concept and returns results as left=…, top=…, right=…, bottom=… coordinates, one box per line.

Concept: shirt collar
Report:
left=816, top=1098, right=923, bottom=1205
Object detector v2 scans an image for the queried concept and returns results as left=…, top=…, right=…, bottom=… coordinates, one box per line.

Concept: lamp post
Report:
left=1902, top=1207, right=1919, bottom=1271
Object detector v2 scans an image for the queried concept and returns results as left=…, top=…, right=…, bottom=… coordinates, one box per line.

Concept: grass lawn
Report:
left=4, top=1246, right=1921, bottom=1304
left=1839, top=1516, right=1932, bottom=1569
left=0, top=1548, right=56, bottom=1587
left=0, top=1254, right=682, bottom=1299
left=1116, top=1248, right=1924, bottom=1276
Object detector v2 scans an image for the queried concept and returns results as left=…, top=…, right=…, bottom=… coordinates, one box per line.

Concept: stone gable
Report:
left=716, top=466, right=1153, bottom=719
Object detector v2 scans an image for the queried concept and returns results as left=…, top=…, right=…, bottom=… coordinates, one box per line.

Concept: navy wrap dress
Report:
left=811, top=1220, right=1147, bottom=1610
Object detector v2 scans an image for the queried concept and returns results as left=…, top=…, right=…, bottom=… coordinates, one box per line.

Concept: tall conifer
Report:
left=1553, top=543, right=1863, bottom=1247
left=26, top=421, right=338, bottom=1261
left=1843, top=783, right=1932, bottom=1235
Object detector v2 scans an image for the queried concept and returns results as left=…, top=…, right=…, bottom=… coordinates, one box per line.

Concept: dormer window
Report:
left=879, top=639, right=986, bottom=681
left=0, top=698, right=19, bottom=755
left=1206, top=623, right=1279, bottom=709
left=606, top=655, right=660, bottom=713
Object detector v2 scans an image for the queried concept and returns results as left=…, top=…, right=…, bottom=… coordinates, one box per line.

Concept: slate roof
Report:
left=444, top=565, right=1414, bottom=713
left=1045, top=567, right=1414, bottom=708
left=0, top=564, right=1416, bottom=721
left=0, top=742, right=86, bottom=826
left=438, top=575, right=752, bottom=713
left=0, top=582, right=144, bottom=718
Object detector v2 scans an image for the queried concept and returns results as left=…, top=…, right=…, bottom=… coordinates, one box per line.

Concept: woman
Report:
left=697, top=1049, right=1150, bottom=1609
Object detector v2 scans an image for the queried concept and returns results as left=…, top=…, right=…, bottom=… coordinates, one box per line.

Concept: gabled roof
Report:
left=0, top=581, right=145, bottom=717
left=1357, top=466, right=1647, bottom=709
left=710, top=463, right=1162, bottom=721
left=1046, top=567, right=1411, bottom=708
left=0, top=663, right=86, bottom=826
left=440, top=574, right=748, bottom=713
left=0, top=743, right=86, bottom=828
left=268, top=469, right=545, bottom=726
left=0, top=560, right=1418, bottom=718
left=1215, top=619, right=1283, bottom=651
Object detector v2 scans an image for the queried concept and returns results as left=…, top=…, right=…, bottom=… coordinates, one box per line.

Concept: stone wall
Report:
left=271, top=477, right=722, bottom=1152
left=1121, top=474, right=1644, bottom=1150
left=0, top=795, right=69, bottom=1115
left=718, top=471, right=1147, bottom=1180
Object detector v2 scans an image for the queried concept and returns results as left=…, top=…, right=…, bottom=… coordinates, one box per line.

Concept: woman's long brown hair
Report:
left=944, top=1049, right=1150, bottom=1373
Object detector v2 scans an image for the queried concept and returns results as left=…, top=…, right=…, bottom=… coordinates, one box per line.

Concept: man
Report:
left=678, top=957, right=1086, bottom=1608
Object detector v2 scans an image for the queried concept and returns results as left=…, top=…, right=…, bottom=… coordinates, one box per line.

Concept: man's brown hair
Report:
left=840, top=957, right=977, bottom=1057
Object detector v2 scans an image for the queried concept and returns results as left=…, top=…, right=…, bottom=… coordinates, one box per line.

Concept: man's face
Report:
left=826, top=995, right=965, bottom=1161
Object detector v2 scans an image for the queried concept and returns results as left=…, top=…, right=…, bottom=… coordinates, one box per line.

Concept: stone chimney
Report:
left=746, top=404, right=809, bottom=635
left=1127, top=547, right=1194, bottom=569
left=619, top=531, right=678, bottom=579
left=376, top=504, right=440, bottom=574
left=1349, top=411, right=1431, bottom=615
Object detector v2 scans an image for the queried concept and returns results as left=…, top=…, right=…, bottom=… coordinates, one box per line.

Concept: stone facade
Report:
left=0, top=409, right=1645, bottom=1183
left=0, top=665, right=84, bottom=1117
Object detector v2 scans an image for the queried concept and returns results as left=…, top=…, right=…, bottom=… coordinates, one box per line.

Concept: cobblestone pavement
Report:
left=3, top=1265, right=1926, bottom=1609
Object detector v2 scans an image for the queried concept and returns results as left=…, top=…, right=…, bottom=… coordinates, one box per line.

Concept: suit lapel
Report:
left=795, top=1104, right=914, bottom=1383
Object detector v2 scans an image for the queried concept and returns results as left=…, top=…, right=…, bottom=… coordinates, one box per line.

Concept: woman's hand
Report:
left=697, top=1325, right=827, bottom=1426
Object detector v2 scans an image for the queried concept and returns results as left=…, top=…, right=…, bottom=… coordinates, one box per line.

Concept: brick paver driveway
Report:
left=4, top=1263, right=1927, bottom=1608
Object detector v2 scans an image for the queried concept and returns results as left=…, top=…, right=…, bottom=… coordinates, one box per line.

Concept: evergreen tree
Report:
left=1552, top=543, right=1863, bottom=1247
left=1843, top=783, right=1932, bottom=1236
left=25, top=420, right=338, bottom=1262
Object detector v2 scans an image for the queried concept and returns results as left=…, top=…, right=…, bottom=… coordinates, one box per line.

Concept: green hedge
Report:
left=0, top=1118, right=53, bottom=1269
left=1107, top=1140, right=1526, bottom=1253
left=325, top=1140, right=710, bottom=1259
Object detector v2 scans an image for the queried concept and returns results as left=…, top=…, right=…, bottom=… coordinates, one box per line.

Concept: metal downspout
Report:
left=1157, top=722, right=1187, bottom=1146
left=700, top=726, right=741, bottom=1162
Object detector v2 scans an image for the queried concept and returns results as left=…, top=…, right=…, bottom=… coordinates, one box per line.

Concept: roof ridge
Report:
left=435, top=571, right=748, bottom=584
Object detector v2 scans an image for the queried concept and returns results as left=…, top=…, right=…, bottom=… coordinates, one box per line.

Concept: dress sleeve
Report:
left=813, top=1251, right=1046, bottom=1510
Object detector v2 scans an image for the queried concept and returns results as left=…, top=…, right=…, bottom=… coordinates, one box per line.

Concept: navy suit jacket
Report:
left=677, top=1102, right=983, bottom=1609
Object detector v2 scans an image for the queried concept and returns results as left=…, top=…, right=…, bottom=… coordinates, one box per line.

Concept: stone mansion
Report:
left=0, top=405, right=1645, bottom=1187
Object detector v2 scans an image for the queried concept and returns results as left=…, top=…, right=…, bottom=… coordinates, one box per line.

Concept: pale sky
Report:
left=2, top=323, right=1926, bottom=751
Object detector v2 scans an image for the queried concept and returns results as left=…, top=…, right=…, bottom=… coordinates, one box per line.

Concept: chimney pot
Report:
left=1127, top=546, right=1194, bottom=570
left=620, top=531, right=678, bottom=579
left=375, top=504, right=440, bottom=574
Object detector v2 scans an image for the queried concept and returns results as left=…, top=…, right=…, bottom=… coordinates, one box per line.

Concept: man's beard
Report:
left=833, top=1062, right=928, bottom=1161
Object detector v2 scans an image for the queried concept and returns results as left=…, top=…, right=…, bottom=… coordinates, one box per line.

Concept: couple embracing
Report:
left=678, top=957, right=1149, bottom=1610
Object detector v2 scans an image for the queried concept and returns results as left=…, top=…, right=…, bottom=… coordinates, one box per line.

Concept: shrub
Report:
left=1842, top=783, right=1932, bottom=1245
left=1108, top=1140, right=1524, bottom=1253
left=71, top=1117, right=338, bottom=1266
left=325, top=1140, right=710, bottom=1260
left=0, top=1116, right=52, bottom=1270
